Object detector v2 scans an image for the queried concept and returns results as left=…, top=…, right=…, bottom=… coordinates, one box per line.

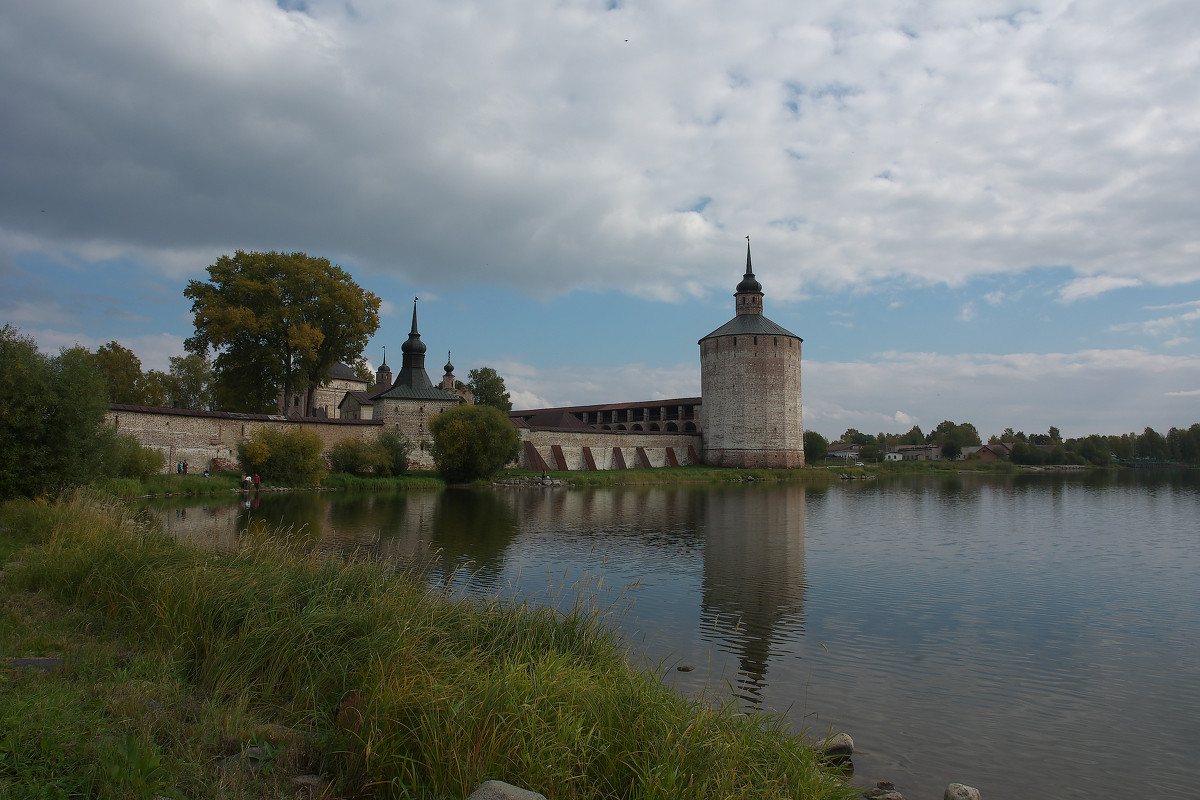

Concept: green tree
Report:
left=140, top=369, right=171, bottom=406
left=468, top=367, right=512, bottom=411
left=94, top=341, right=144, bottom=404
left=803, top=430, right=828, bottom=461
left=166, top=353, right=215, bottom=410
left=928, top=420, right=981, bottom=460
left=840, top=428, right=874, bottom=446
left=429, top=404, right=521, bottom=483
left=185, top=251, right=381, bottom=413
left=353, top=360, right=375, bottom=384
left=0, top=326, right=112, bottom=498
left=1134, top=426, right=1169, bottom=460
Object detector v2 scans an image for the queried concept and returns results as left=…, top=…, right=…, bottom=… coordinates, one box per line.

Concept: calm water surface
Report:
left=150, top=471, right=1200, bottom=799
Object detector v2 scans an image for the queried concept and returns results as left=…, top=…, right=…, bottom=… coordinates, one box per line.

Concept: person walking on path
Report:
left=252, top=473, right=261, bottom=491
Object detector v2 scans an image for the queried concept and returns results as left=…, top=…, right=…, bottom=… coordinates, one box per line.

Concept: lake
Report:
left=148, top=470, right=1200, bottom=799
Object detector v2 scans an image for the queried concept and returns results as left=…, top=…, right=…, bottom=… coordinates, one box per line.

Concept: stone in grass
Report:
left=944, top=784, right=981, bottom=800
left=465, top=780, right=548, bottom=800
left=864, top=783, right=904, bottom=800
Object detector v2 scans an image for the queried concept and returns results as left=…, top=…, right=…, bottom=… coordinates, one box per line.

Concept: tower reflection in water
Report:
left=699, top=485, right=807, bottom=705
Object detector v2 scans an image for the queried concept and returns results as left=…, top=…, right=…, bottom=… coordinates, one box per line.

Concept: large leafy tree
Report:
left=429, top=404, right=521, bottom=483
left=184, top=251, right=381, bottom=413
left=0, top=326, right=112, bottom=498
left=94, top=341, right=144, bottom=404
left=166, top=353, right=215, bottom=410
left=468, top=366, right=512, bottom=411
left=927, top=419, right=981, bottom=460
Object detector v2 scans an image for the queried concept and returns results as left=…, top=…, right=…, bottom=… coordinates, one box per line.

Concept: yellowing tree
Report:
left=429, top=405, right=521, bottom=483
left=184, top=251, right=381, bottom=413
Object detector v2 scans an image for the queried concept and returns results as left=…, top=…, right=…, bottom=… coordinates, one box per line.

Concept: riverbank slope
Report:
left=1, top=492, right=859, bottom=800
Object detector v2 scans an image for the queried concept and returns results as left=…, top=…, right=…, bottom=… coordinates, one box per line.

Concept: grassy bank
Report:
left=499, top=465, right=848, bottom=487
left=1, top=493, right=857, bottom=800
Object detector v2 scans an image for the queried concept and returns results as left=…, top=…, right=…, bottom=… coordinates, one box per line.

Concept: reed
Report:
left=2, top=492, right=857, bottom=800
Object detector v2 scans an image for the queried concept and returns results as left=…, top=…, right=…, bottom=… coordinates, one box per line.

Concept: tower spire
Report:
left=735, top=236, right=763, bottom=315
left=401, top=297, right=427, bottom=360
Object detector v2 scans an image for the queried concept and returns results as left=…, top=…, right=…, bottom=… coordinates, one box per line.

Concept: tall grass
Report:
left=3, top=492, right=857, bottom=800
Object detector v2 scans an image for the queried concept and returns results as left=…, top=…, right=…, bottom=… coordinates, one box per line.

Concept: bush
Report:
left=237, top=426, right=327, bottom=487
left=376, top=430, right=412, bottom=476
left=327, top=433, right=412, bottom=476
left=429, top=404, right=521, bottom=483
left=97, top=428, right=166, bottom=479
left=328, top=439, right=383, bottom=475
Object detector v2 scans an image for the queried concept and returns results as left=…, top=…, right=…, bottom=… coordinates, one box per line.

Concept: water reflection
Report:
left=140, top=471, right=1200, bottom=800
left=699, top=486, right=807, bottom=703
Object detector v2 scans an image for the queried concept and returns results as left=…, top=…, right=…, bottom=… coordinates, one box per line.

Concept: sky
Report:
left=2, top=0, right=1199, bottom=441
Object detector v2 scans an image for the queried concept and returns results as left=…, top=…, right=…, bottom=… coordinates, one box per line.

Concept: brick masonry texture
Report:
left=107, top=400, right=451, bottom=472
left=699, top=333, right=804, bottom=468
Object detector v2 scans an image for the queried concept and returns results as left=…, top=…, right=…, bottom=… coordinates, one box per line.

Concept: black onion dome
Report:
left=736, top=239, right=762, bottom=293
left=444, top=351, right=454, bottom=374
left=401, top=302, right=427, bottom=355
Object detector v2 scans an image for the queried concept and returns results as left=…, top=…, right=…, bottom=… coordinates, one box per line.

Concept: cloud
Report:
left=1058, top=276, right=1143, bottom=303
left=2, top=0, right=1199, bottom=304
left=496, top=359, right=700, bottom=411
left=1107, top=300, right=1200, bottom=337
left=803, top=348, right=1200, bottom=439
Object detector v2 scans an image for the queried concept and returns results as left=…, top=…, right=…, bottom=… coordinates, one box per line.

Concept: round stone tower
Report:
left=699, top=239, right=804, bottom=468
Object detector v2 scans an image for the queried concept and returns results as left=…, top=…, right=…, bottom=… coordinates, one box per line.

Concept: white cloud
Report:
left=2, top=0, right=1199, bottom=305
left=1107, top=300, right=1200, bottom=337
left=1058, top=276, right=1143, bottom=303
left=495, top=359, right=701, bottom=411
left=803, top=348, right=1200, bottom=439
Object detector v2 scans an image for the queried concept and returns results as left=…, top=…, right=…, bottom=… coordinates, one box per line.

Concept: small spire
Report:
left=380, top=345, right=388, bottom=367
left=736, top=236, right=762, bottom=295
left=401, top=297, right=427, bottom=357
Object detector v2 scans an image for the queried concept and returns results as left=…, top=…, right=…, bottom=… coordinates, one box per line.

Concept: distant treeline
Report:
left=1016, top=425, right=1200, bottom=466
left=815, top=421, right=1200, bottom=466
